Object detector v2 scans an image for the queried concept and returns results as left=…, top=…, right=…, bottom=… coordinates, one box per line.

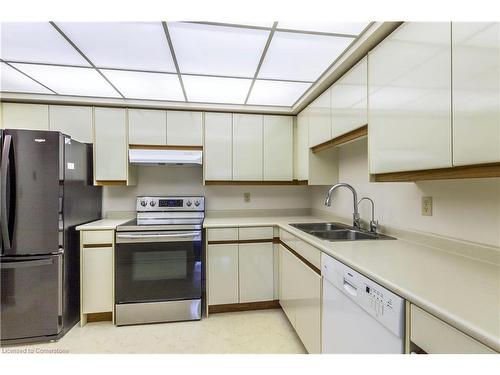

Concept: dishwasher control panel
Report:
left=321, top=253, right=405, bottom=338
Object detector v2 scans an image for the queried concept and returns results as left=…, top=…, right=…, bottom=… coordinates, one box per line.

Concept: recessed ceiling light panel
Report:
left=0, top=62, right=52, bottom=94
left=182, top=75, right=252, bottom=104
left=276, top=21, right=370, bottom=35
left=247, top=80, right=311, bottom=106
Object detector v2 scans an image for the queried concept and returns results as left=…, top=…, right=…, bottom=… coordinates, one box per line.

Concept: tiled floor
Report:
left=7, top=309, right=306, bottom=354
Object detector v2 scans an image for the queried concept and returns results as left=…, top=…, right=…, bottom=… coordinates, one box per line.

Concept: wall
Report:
left=311, top=138, right=500, bottom=247
left=102, top=165, right=311, bottom=214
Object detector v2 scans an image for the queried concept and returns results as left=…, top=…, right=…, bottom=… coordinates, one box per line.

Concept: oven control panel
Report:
left=137, top=196, right=205, bottom=212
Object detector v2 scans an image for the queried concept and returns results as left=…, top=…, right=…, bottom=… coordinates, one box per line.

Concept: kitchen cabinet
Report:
left=94, top=107, right=135, bottom=185
left=128, top=108, right=167, bottom=146
left=49, top=105, right=93, bottom=143
left=331, top=56, right=368, bottom=139
left=207, top=244, right=239, bottom=305
left=80, top=229, right=114, bottom=326
left=263, top=115, right=293, bottom=180
left=166, top=110, right=203, bottom=146
left=279, top=243, right=321, bottom=354
left=1, top=103, right=49, bottom=130
left=308, top=88, right=332, bottom=147
left=368, top=22, right=452, bottom=174
left=239, top=242, right=274, bottom=303
left=452, top=22, right=500, bottom=166
left=295, top=110, right=309, bottom=181
left=410, top=304, right=495, bottom=354
left=232, top=114, right=263, bottom=180
left=204, top=112, right=232, bottom=180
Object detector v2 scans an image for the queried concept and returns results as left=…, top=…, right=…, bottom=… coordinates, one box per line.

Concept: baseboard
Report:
left=208, top=300, right=281, bottom=314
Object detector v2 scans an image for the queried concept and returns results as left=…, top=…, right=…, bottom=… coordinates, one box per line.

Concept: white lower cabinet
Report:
left=279, top=244, right=321, bottom=354
left=208, top=244, right=239, bottom=305
left=81, top=247, right=113, bottom=314
left=239, top=243, right=274, bottom=303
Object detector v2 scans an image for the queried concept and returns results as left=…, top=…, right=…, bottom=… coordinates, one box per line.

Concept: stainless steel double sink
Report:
left=290, top=222, right=395, bottom=242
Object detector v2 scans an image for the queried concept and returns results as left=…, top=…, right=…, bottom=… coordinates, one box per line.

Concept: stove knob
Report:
left=140, top=200, right=148, bottom=207
left=186, top=200, right=192, bottom=207
left=194, top=200, right=200, bottom=207
left=149, top=200, right=156, bottom=207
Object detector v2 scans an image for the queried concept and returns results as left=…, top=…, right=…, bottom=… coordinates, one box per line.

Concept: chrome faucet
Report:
left=324, top=183, right=361, bottom=230
left=358, top=197, right=379, bottom=234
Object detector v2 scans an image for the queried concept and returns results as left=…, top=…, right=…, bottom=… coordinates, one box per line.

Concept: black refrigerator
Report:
left=0, top=129, right=102, bottom=345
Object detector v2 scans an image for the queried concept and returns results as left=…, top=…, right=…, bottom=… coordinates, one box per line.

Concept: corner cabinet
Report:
left=368, top=22, right=453, bottom=174
left=452, top=22, right=500, bottom=166
left=94, top=107, right=136, bottom=186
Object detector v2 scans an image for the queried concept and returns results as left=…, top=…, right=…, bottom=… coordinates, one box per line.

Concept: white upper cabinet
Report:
left=331, top=56, right=368, bottom=138
left=166, top=110, right=203, bottom=146
left=296, top=110, right=309, bottom=181
left=94, top=107, right=128, bottom=182
left=128, top=108, right=167, bottom=146
left=263, top=115, right=293, bottom=180
left=1, top=103, right=49, bottom=130
left=308, top=88, right=332, bottom=147
left=368, top=22, right=453, bottom=174
left=49, top=105, right=93, bottom=143
left=452, top=22, right=500, bottom=166
left=232, top=114, right=263, bottom=180
left=204, top=112, right=232, bottom=181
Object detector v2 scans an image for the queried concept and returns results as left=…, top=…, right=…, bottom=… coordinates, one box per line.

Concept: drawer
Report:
left=238, top=226, right=274, bottom=241
left=280, top=229, right=321, bottom=269
left=410, top=304, right=495, bottom=354
left=82, top=230, right=114, bottom=246
left=207, top=228, right=238, bottom=242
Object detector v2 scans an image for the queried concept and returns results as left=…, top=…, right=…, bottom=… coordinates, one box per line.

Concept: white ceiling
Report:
left=0, top=21, right=371, bottom=107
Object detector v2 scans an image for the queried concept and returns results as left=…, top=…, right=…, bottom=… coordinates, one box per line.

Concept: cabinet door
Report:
left=263, top=115, right=293, bottom=180
left=239, top=242, right=274, bottom=303
left=452, top=22, right=500, bottom=165
left=82, top=247, right=113, bottom=313
left=49, top=105, right=93, bottom=143
left=166, top=110, right=203, bottom=146
left=232, top=114, right=263, bottom=180
left=129, top=108, right=166, bottom=146
left=295, top=110, right=309, bottom=181
left=294, top=258, right=322, bottom=354
left=279, top=244, right=296, bottom=327
left=208, top=244, right=239, bottom=305
left=1, top=103, right=49, bottom=130
left=204, top=112, right=232, bottom=180
left=94, top=107, right=128, bottom=182
left=331, top=56, right=368, bottom=138
left=369, top=22, right=452, bottom=173
left=308, top=88, right=332, bottom=147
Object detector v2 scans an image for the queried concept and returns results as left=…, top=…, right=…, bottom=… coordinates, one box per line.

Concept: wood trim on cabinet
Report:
left=82, top=243, right=113, bottom=248
left=207, top=239, right=274, bottom=245
left=373, top=162, right=500, bottom=182
left=95, top=180, right=127, bottom=186
left=311, top=124, right=368, bottom=153
left=208, top=300, right=280, bottom=314
left=86, top=312, right=113, bottom=323
left=278, top=240, right=321, bottom=275
left=204, top=179, right=308, bottom=185
left=129, top=144, right=203, bottom=151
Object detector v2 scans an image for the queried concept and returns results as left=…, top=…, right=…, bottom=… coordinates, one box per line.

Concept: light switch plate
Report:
left=244, top=192, right=251, bottom=203
left=421, top=196, right=433, bottom=216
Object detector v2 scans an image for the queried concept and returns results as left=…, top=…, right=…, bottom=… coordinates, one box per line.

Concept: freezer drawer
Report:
left=0, top=254, right=63, bottom=342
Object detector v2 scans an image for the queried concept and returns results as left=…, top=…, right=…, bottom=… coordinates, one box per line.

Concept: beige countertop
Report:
left=76, top=218, right=132, bottom=231
left=204, top=215, right=500, bottom=352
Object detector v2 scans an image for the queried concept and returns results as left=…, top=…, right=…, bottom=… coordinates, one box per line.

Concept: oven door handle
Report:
left=116, top=232, right=201, bottom=243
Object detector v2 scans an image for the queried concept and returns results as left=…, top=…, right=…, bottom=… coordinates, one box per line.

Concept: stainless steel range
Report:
left=115, top=196, right=204, bottom=326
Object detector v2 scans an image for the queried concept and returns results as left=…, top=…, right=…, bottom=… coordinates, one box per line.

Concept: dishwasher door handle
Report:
left=343, top=278, right=358, bottom=297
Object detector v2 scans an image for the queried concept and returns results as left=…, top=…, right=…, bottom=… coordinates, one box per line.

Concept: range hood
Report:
left=129, top=149, right=203, bottom=166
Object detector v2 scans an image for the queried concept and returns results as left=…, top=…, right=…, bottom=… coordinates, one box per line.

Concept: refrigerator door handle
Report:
left=1, top=134, right=13, bottom=251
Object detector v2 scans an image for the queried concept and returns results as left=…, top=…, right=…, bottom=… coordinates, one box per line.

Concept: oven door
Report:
left=115, top=231, right=202, bottom=304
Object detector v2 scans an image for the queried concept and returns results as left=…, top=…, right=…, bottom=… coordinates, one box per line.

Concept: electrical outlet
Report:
left=244, top=192, right=251, bottom=203
left=421, top=196, right=433, bottom=216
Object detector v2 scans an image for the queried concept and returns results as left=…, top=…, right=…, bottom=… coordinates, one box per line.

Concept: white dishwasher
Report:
left=321, top=253, right=405, bottom=354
